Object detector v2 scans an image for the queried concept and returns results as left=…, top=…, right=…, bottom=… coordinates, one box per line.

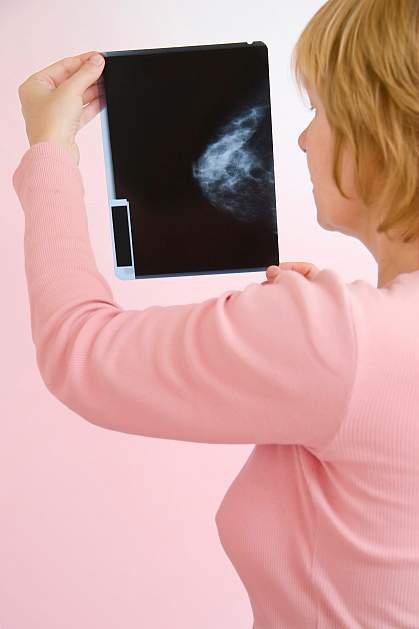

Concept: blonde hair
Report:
left=291, top=0, right=419, bottom=243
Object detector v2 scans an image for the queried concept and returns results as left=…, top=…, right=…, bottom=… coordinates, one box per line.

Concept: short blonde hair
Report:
left=291, top=0, right=419, bottom=243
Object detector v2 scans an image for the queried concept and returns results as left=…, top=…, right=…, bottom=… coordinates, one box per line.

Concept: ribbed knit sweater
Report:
left=12, top=141, right=419, bottom=628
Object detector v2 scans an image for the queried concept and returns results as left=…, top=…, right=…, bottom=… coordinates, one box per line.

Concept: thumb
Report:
left=67, top=54, right=105, bottom=94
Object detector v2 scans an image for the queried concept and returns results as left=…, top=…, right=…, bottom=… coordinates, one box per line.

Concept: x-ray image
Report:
left=99, top=41, right=279, bottom=281
left=192, top=102, right=276, bottom=224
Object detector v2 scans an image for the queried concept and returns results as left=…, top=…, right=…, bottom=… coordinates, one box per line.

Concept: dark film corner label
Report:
left=111, top=205, right=132, bottom=267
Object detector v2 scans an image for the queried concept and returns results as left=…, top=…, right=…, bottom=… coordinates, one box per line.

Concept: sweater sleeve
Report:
left=12, top=141, right=357, bottom=448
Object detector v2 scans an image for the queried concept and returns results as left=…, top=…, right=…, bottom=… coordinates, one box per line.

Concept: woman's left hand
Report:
left=17, top=51, right=106, bottom=167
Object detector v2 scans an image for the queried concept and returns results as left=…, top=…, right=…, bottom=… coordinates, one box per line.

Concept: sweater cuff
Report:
left=12, top=141, right=85, bottom=203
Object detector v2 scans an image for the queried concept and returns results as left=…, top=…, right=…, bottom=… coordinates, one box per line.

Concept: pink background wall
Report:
left=1, top=0, right=376, bottom=627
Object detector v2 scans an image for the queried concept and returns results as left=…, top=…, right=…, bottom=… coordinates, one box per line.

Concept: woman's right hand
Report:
left=265, top=261, right=320, bottom=282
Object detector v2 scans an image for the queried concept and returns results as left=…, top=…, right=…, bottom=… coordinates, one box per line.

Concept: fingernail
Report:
left=89, top=54, right=104, bottom=66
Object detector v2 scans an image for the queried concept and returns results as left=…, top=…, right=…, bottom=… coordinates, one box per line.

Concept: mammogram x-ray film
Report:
left=99, top=41, right=279, bottom=281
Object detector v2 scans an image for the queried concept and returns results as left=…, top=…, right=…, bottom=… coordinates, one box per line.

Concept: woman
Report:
left=12, top=0, right=419, bottom=627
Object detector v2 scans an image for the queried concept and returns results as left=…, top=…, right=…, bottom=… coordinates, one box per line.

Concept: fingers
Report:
left=29, top=52, right=100, bottom=89
left=265, top=262, right=319, bottom=281
left=82, top=82, right=104, bottom=106
left=78, top=95, right=105, bottom=130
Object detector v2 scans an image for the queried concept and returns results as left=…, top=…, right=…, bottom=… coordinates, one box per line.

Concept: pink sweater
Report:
left=13, top=141, right=419, bottom=628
